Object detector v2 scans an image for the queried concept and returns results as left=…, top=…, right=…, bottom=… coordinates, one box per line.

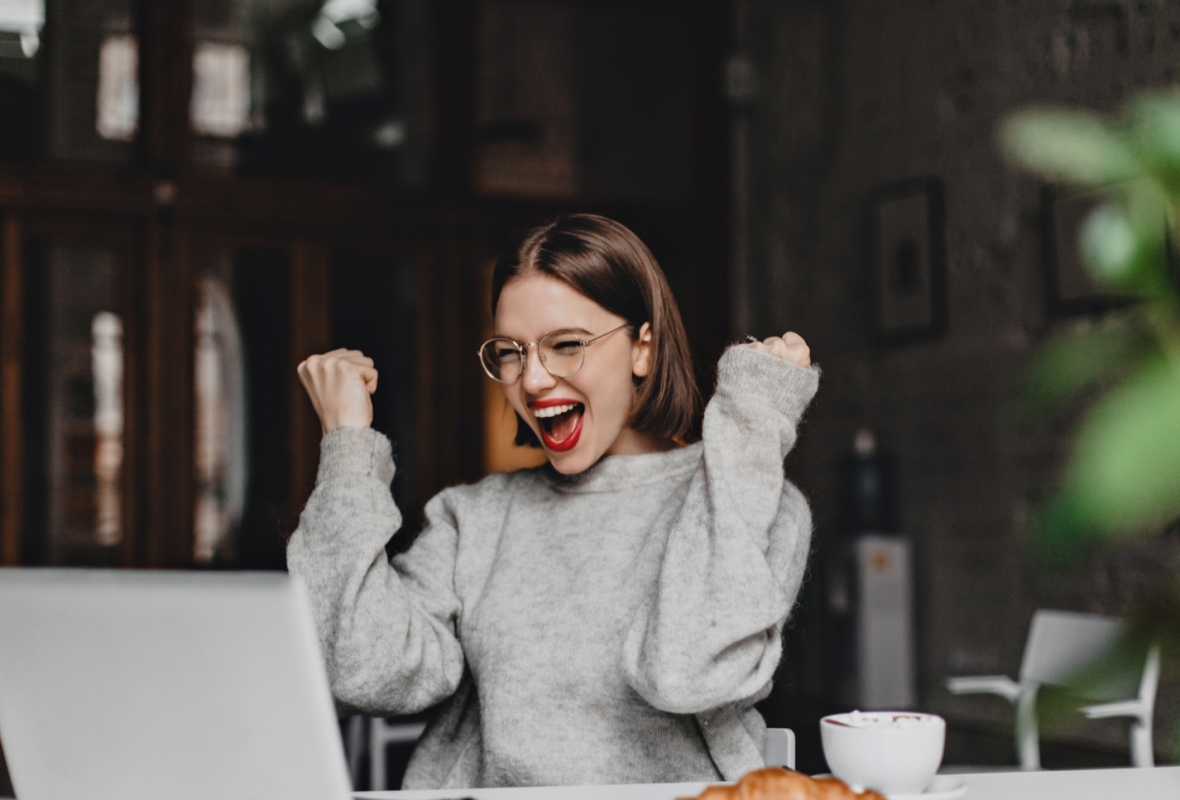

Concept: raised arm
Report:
left=289, top=428, right=467, bottom=715
left=623, top=339, right=819, bottom=714
left=288, top=350, right=466, bottom=715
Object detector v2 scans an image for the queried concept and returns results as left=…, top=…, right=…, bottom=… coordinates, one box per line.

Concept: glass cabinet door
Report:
left=330, top=249, right=417, bottom=521
left=191, top=244, right=420, bottom=566
left=474, top=0, right=693, bottom=201
left=0, top=0, right=140, bottom=164
left=21, top=235, right=130, bottom=565
left=193, top=245, right=292, bottom=568
left=188, top=0, right=430, bottom=184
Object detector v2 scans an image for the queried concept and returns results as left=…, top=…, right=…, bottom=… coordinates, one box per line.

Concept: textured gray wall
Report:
left=738, top=0, right=1180, bottom=758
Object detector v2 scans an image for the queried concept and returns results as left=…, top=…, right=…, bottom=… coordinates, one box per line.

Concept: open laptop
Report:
left=0, top=568, right=354, bottom=800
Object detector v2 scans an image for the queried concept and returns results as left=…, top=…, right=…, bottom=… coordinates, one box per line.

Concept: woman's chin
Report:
left=538, top=415, right=595, bottom=473
left=543, top=432, right=604, bottom=475
left=545, top=448, right=597, bottom=475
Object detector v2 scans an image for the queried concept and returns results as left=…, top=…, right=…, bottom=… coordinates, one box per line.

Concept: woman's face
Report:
left=494, top=274, right=654, bottom=474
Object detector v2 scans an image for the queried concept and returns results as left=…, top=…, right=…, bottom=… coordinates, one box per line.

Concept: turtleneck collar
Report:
left=539, top=441, right=702, bottom=494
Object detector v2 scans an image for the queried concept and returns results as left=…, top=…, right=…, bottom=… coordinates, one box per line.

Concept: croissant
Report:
left=680, top=767, right=887, bottom=800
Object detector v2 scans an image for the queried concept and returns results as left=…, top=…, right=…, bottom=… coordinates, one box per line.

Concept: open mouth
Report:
left=532, top=402, right=585, bottom=452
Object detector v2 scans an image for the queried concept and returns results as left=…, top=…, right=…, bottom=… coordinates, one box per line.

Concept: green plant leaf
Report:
left=1081, top=203, right=1142, bottom=284
left=1078, top=183, right=1172, bottom=297
left=1023, top=324, right=1148, bottom=418
left=1034, top=492, right=1103, bottom=559
left=1004, top=92, right=1180, bottom=760
left=1036, top=626, right=1160, bottom=736
left=1120, top=180, right=1173, bottom=293
left=1000, top=108, right=1141, bottom=186
left=1129, top=91, right=1180, bottom=190
left=1057, top=359, right=1180, bottom=537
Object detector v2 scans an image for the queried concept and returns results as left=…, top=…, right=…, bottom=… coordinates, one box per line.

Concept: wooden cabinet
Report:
left=0, top=0, right=731, bottom=570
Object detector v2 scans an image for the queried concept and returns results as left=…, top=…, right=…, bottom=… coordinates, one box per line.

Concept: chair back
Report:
left=1018, top=610, right=1133, bottom=700
left=763, top=728, right=796, bottom=771
left=1139, top=643, right=1162, bottom=707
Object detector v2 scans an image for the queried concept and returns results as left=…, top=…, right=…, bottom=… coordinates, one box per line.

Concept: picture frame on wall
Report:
left=1041, top=185, right=1136, bottom=316
left=865, top=176, right=948, bottom=343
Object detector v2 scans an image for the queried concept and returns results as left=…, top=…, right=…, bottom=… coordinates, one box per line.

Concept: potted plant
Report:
left=1002, top=90, right=1180, bottom=758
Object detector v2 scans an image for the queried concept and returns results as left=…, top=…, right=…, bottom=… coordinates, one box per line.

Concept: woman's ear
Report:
left=632, top=322, right=654, bottom=378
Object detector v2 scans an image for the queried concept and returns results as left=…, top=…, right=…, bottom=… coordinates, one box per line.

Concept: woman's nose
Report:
left=521, top=345, right=556, bottom=393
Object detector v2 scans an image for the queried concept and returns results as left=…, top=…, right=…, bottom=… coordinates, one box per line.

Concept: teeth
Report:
left=532, top=403, right=577, bottom=419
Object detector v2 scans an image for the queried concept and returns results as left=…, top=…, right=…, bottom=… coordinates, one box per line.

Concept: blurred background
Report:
left=0, top=0, right=1178, bottom=788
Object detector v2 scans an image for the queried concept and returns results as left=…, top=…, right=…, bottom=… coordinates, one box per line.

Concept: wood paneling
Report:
left=289, top=238, right=332, bottom=522
left=137, top=0, right=192, bottom=174
left=0, top=214, right=23, bottom=565
left=0, top=0, right=734, bottom=568
left=432, top=0, right=477, bottom=193
left=412, top=241, right=437, bottom=514
left=117, top=233, right=140, bottom=569
left=413, top=234, right=488, bottom=510
left=139, top=213, right=195, bottom=567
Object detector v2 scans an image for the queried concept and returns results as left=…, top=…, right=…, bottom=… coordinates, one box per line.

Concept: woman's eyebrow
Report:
left=493, top=326, right=596, bottom=339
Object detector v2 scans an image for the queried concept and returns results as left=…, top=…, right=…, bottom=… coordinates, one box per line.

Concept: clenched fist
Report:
left=741, top=331, right=811, bottom=367
left=297, top=349, right=379, bottom=434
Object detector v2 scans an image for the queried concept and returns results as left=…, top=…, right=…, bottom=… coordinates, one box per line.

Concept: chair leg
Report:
left=1130, top=720, right=1154, bottom=768
left=344, top=716, right=365, bottom=788
left=370, top=718, right=387, bottom=791
left=1016, top=687, right=1040, bottom=771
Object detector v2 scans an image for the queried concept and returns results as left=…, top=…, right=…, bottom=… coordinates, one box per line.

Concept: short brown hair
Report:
left=491, top=214, right=702, bottom=448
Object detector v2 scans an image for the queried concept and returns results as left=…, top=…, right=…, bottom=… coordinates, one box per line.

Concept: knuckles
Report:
left=297, top=351, right=378, bottom=391
left=742, top=333, right=810, bottom=365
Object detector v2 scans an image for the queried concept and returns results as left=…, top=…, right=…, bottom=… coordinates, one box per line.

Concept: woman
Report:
left=289, top=214, right=818, bottom=789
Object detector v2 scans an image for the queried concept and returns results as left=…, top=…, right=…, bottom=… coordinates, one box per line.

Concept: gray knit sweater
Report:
left=287, top=346, right=819, bottom=789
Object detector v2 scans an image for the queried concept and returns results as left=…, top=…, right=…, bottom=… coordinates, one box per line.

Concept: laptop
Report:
left=0, top=568, right=354, bottom=800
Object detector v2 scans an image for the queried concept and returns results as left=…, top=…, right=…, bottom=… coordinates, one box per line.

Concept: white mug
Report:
left=820, top=711, right=946, bottom=794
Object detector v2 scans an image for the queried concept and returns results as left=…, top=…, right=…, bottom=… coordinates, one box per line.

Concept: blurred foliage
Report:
left=1004, top=91, right=1180, bottom=545
left=1002, top=89, right=1180, bottom=759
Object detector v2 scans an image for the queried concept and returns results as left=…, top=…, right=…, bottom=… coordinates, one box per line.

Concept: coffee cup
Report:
left=820, top=711, right=946, bottom=795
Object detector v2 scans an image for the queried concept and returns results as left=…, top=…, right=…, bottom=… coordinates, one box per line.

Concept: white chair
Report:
left=368, top=717, right=428, bottom=790
left=1078, top=641, right=1160, bottom=770
left=946, top=609, right=1159, bottom=769
left=763, top=727, right=796, bottom=771
left=341, top=716, right=428, bottom=790
left=343, top=715, right=365, bottom=786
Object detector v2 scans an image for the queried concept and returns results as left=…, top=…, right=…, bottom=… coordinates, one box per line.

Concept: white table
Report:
left=356, top=765, right=1180, bottom=800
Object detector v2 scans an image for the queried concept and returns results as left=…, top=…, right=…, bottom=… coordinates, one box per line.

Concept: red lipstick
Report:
left=527, top=397, right=584, bottom=453
left=527, top=397, right=580, bottom=409
left=541, top=415, right=582, bottom=452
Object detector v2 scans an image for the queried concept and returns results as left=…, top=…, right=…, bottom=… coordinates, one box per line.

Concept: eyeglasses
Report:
left=478, top=323, right=630, bottom=384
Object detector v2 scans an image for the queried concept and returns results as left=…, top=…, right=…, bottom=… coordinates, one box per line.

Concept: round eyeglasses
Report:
left=478, top=324, right=630, bottom=383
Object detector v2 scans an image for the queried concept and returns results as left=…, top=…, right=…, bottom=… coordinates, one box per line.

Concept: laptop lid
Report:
left=0, top=568, right=353, bottom=800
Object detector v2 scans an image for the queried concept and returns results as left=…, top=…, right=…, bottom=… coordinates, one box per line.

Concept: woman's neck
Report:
left=605, top=426, right=677, bottom=457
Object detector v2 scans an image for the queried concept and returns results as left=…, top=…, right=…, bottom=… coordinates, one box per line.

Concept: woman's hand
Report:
left=297, top=349, right=379, bottom=434
left=741, top=332, right=811, bottom=367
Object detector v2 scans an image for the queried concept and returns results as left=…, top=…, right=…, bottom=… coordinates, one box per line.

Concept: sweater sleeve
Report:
left=287, top=427, right=467, bottom=716
left=622, top=346, right=819, bottom=715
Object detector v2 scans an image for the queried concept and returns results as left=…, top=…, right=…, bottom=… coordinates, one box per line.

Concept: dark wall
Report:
left=737, top=0, right=1180, bottom=757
